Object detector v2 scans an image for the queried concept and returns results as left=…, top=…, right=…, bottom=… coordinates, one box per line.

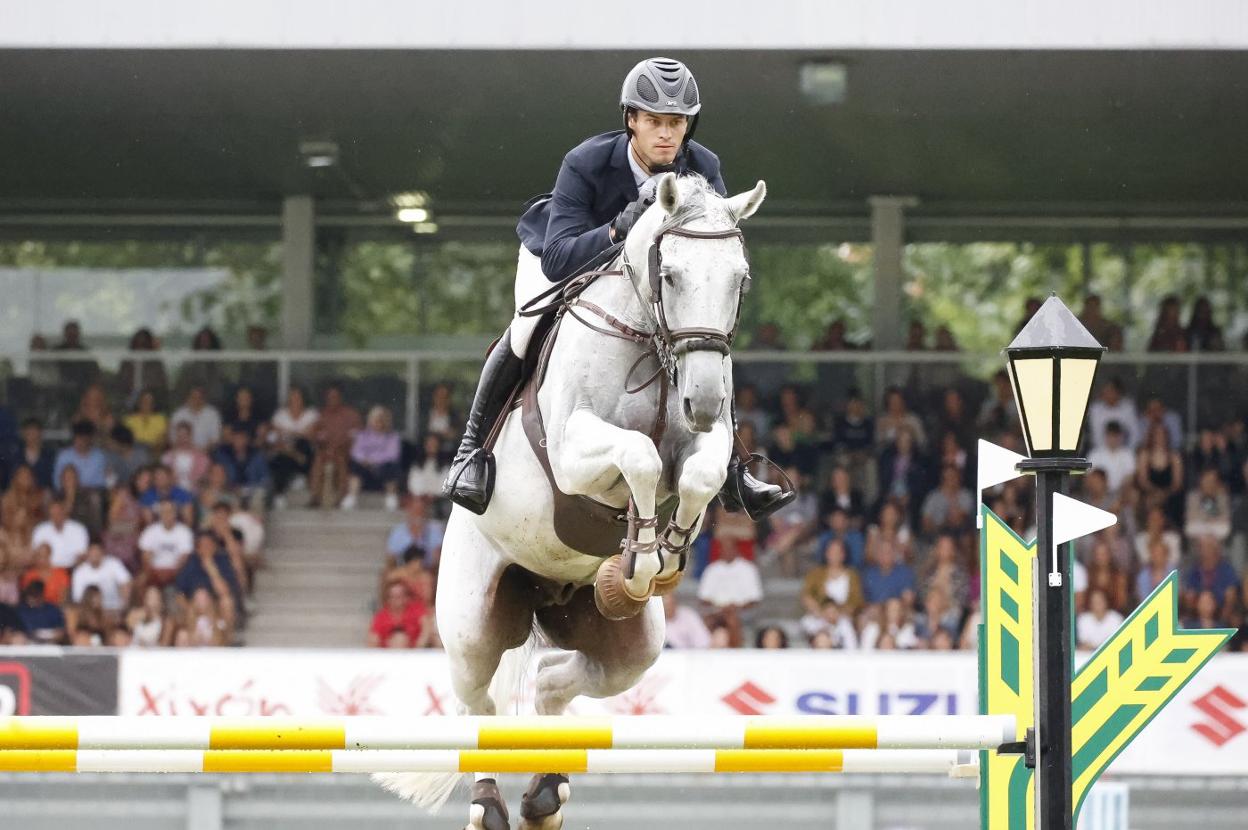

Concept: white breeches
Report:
left=509, top=245, right=551, bottom=358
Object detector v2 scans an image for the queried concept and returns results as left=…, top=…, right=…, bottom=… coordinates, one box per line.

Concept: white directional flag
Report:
left=976, top=439, right=1027, bottom=528
left=1050, top=492, right=1117, bottom=585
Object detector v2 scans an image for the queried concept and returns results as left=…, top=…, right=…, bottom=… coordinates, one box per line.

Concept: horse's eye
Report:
left=741, top=273, right=753, bottom=295
left=662, top=267, right=675, bottom=286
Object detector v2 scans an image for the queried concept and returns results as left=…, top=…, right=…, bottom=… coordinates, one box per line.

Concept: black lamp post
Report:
left=1004, top=295, right=1105, bottom=830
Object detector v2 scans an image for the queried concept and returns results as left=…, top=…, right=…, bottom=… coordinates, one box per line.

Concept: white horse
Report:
left=378, top=173, right=767, bottom=829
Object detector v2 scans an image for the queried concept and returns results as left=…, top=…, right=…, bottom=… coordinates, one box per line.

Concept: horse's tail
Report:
left=372, top=628, right=538, bottom=810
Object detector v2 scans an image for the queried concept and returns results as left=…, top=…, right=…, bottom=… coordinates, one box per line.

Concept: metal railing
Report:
left=5, top=348, right=1245, bottom=443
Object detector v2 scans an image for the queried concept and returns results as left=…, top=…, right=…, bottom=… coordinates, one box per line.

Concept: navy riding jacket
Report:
left=516, top=130, right=726, bottom=283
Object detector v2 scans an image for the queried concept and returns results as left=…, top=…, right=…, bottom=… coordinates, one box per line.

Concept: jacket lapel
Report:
left=608, top=132, right=638, bottom=202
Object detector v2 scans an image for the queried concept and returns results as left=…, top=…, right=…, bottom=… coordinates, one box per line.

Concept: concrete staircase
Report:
left=244, top=506, right=395, bottom=648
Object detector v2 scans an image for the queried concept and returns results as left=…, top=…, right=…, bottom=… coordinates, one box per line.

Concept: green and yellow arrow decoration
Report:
left=977, top=506, right=1233, bottom=830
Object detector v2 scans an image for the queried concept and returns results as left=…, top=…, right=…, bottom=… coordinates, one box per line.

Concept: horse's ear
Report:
left=656, top=172, right=681, bottom=215
left=727, top=180, right=767, bottom=222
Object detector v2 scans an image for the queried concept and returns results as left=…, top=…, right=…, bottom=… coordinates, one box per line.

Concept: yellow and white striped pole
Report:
left=0, top=748, right=977, bottom=776
left=0, top=715, right=1014, bottom=752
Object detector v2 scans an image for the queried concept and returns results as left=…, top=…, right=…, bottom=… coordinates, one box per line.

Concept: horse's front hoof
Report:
left=594, top=554, right=651, bottom=620
left=519, top=773, right=570, bottom=830
left=651, top=569, right=685, bottom=596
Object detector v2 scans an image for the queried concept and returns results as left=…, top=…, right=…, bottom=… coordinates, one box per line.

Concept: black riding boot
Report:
left=718, top=403, right=796, bottom=521
left=442, top=329, right=525, bottom=515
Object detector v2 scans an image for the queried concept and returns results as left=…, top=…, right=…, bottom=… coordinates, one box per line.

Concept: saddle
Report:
left=483, top=264, right=677, bottom=558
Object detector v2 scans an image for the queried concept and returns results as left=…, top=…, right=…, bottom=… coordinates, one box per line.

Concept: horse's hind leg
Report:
left=517, top=590, right=666, bottom=830
left=436, top=515, right=536, bottom=830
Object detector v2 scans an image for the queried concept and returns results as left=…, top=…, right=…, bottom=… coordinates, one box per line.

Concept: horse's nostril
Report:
left=683, top=398, right=695, bottom=422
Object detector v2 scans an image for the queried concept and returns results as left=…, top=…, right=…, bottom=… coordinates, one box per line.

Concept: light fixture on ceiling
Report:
left=799, top=60, right=848, bottom=105
left=391, top=192, right=435, bottom=232
left=299, top=140, right=339, bottom=169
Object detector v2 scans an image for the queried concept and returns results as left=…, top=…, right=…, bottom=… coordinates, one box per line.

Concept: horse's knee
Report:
left=679, top=452, right=727, bottom=506
left=619, top=438, right=663, bottom=490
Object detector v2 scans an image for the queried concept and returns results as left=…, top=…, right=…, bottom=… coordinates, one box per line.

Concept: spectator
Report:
left=1134, top=506, right=1182, bottom=570
left=1088, top=421, right=1136, bottom=494
left=223, top=386, right=266, bottom=443
left=1183, top=535, right=1239, bottom=615
left=2, top=464, right=44, bottom=544
left=914, top=586, right=962, bottom=644
left=169, top=386, right=222, bottom=450
left=800, top=538, right=864, bottom=618
left=58, top=463, right=104, bottom=536
left=213, top=424, right=272, bottom=509
left=16, top=578, right=66, bottom=644
left=931, top=386, right=974, bottom=453
left=238, top=325, right=279, bottom=416
left=369, top=581, right=432, bottom=648
left=174, top=531, right=241, bottom=627
left=52, top=320, right=99, bottom=388
left=1140, top=396, right=1184, bottom=453
left=755, top=626, right=790, bottom=649
left=1078, top=294, right=1122, bottom=350
left=309, top=384, right=361, bottom=509
left=976, top=370, right=1020, bottom=435
left=125, top=585, right=168, bottom=647
left=71, top=541, right=131, bottom=617
left=1189, top=429, right=1236, bottom=487
left=0, top=509, right=32, bottom=600
left=1088, top=379, right=1140, bottom=449
left=763, top=465, right=818, bottom=576
left=106, top=425, right=151, bottom=487
left=697, top=537, right=763, bottom=646
left=16, top=417, right=56, bottom=490
left=876, top=427, right=928, bottom=524
left=407, top=433, right=450, bottom=500
left=864, top=501, right=914, bottom=568
left=1185, top=469, right=1232, bottom=542
left=343, top=405, right=403, bottom=511
left=1147, top=295, right=1187, bottom=352
left=776, top=385, right=817, bottom=444
left=1184, top=590, right=1223, bottom=631
left=734, top=384, right=772, bottom=438
left=904, top=320, right=927, bottom=351
left=31, top=499, right=89, bottom=570
left=815, top=507, right=866, bottom=569
left=163, top=421, right=209, bottom=491
left=386, top=496, right=445, bottom=569
left=196, top=462, right=235, bottom=513
left=0, top=599, right=26, bottom=644
left=104, top=483, right=143, bottom=572
left=920, top=533, right=971, bottom=610
left=920, top=464, right=974, bottom=538
left=54, top=420, right=108, bottom=491
left=860, top=597, right=919, bottom=650
left=267, top=386, right=318, bottom=504
left=800, top=599, right=859, bottom=648
left=138, top=501, right=194, bottom=590
left=1077, top=588, right=1124, bottom=649
left=1136, top=422, right=1185, bottom=528
left=812, top=319, right=854, bottom=351
left=819, top=467, right=866, bottom=530
left=862, top=539, right=916, bottom=606
left=831, top=389, right=874, bottom=470
left=72, top=383, right=116, bottom=436
left=708, top=504, right=756, bottom=564
left=172, top=586, right=230, bottom=647
left=118, top=328, right=169, bottom=404
left=1085, top=542, right=1129, bottom=614
left=875, top=387, right=927, bottom=451
left=424, top=383, right=459, bottom=445
left=67, top=584, right=112, bottom=646
left=181, top=326, right=225, bottom=404
left=139, top=465, right=196, bottom=526
left=1136, top=538, right=1172, bottom=603
left=1185, top=295, right=1225, bottom=352
left=124, top=389, right=169, bottom=454
left=662, top=592, right=711, bottom=648
left=205, top=502, right=251, bottom=594
left=20, top=543, right=69, bottom=605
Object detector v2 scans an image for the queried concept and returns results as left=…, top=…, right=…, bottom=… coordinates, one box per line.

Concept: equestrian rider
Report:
left=443, top=57, right=793, bottom=522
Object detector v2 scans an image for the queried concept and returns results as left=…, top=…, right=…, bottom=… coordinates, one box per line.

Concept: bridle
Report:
left=618, top=207, right=750, bottom=387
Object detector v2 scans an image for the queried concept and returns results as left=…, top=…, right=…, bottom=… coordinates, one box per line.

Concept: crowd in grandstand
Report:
left=1, top=293, right=1246, bottom=653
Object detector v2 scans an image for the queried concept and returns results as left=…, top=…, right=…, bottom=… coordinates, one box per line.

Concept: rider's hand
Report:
left=609, top=178, right=660, bottom=242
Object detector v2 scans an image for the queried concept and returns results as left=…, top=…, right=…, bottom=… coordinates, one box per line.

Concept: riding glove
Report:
left=610, top=178, right=660, bottom=241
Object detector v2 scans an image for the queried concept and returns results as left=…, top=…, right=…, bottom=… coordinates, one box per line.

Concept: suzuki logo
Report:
left=1190, top=686, right=1247, bottom=747
left=721, top=681, right=776, bottom=715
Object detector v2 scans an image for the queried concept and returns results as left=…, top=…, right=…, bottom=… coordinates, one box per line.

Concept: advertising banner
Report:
left=0, top=649, right=118, bottom=715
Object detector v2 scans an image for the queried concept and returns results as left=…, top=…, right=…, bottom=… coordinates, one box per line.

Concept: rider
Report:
left=443, top=57, right=793, bottom=521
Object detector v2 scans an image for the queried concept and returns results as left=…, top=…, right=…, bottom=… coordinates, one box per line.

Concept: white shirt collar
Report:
left=626, top=142, right=649, bottom=188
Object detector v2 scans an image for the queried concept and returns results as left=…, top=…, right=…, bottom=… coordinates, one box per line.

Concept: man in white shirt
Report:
left=697, top=540, right=763, bottom=611
left=1087, top=379, right=1139, bottom=449
left=1076, top=588, right=1124, bottom=649
left=169, top=385, right=222, bottom=450
left=1087, top=421, right=1137, bottom=494
left=31, top=499, right=89, bottom=569
left=138, top=500, right=195, bottom=587
left=71, top=541, right=132, bottom=613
